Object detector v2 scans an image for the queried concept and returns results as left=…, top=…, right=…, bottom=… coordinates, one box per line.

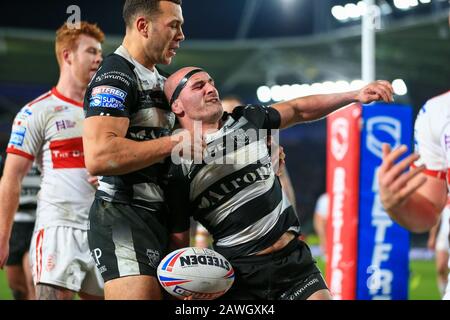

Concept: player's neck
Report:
left=55, top=74, right=86, bottom=103
left=202, top=122, right=220, bottom=134
left=180, top=119, right=219, bottom=137
left=122, top=36, right=156, bottom=71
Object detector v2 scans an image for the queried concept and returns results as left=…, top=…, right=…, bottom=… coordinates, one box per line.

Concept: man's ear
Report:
left=62, top=48, right=72, bottom=65
left=171, top=100, right=184, bottom=117
left=136, top=16, right=151, bottom=37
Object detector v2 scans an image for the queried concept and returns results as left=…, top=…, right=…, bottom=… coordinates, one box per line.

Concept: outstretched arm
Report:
left=272, top=81, right=394, bottom=129
left=378, top=144, right=447, bottom=232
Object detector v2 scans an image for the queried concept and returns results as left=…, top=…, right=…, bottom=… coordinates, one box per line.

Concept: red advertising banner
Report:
left=326, top=104, right=361, bottom=300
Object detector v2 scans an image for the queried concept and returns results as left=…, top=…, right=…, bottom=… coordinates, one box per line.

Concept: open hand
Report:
left=378, top=143, right=426, bottom=212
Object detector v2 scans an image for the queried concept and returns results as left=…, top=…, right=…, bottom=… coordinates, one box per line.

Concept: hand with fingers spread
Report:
left=378, top=143, right=427, bottom=212
left=377, top=143, right=447, bottom=232
left=356, top=80, right=395, bottom=104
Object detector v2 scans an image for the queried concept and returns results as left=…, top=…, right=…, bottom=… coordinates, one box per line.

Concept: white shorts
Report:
left=30, top=226, right=104, bottom=296
left=436, top=206, right=450, bottom=252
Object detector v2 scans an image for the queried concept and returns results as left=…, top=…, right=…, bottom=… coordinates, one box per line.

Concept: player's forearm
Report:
left=0, top=178, right=21, bottom=243
left=292, top=91, right=357, bottom=122
left=85, top=135, right=179, bottom=176
left=386, top=192, right=441, bottom=233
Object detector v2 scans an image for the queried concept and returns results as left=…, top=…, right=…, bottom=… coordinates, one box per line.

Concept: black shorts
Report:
left=221, top=239, right=328, bottom=300
left=6, top=221, right=35, bottom=266
left=87, top=199, right=170, bottom=283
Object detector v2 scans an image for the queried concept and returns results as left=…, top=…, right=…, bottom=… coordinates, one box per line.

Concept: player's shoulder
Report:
left=230, top=104, right=266, bottom=118
left=416, top=90, right=450, bottom=124
left=102, top=53, right=133, bottom=68
left=92, top=53, right=137, bottom=85
left=17, top=89, right=60, bottom=119
left=24, top=90, right=53, bottom=108
left=422, top=90, right=450, bottom=114
left=229, top=104, right=277, bottom=129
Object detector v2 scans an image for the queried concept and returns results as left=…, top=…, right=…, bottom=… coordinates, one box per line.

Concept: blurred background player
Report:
left=0, top=21, right=105, bottom=300
left=313, top=192, right=328, bottom=260
left=427, top=197, right=450, bottom=298
left=378, top=89, right=450, bottom=300
left=375, top=9, right=450, bottom=301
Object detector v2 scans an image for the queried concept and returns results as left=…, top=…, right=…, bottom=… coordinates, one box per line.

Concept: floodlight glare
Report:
left=332, top=5, right=349, bottom=21
left=392, top=79, right=408, bottom=95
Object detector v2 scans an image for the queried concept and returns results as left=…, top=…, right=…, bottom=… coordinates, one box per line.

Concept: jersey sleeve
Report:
left=413, top=100, right=447, bottom=179
left=84, top=54, right=137, bottom=119
left=6, top=105, right=45, bottom=161
left=232, top=104, right=281, bottom=129
left=164, top=164, right=191, bottom=233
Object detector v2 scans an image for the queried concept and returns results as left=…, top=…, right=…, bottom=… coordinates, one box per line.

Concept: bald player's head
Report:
left=164, top=66, right=223, bottom=125
left=164, top=66, right=202, bottom=105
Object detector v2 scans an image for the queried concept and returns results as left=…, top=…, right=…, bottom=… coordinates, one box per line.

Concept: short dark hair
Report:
left=123, top=0, right=182, bottom=28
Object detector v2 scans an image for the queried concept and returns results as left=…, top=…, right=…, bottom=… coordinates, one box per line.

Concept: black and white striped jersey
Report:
left=84, top=46, right=175, bottom=211
left=165, top=105, right=301, bottom=260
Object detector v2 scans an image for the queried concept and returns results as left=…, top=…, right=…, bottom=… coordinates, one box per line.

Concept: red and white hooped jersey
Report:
left=413, top=91, right=450, bottom=186
left=7, top=87, right=95, bottom=230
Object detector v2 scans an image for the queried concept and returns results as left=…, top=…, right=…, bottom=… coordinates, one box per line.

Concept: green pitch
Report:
left=314, top=258, right=441, bottom=300
left=0, top=259, right=442, bottom=300
left=0, top=270, right=12, bottom=300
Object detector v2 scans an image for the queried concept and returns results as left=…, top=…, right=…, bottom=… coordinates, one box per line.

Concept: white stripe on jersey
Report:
left=130, top=107, right=175, bottom=131
left=132, top=182, right=164, bottom=203
left=215, top=192, right=292, bottom=248
left=191, top=139, right=270, bottom=200
left=97, top=179, right=118, bottom=198
left=204, top=116, right=249, bottom=144
left=203, top=173, right=275, bottom=227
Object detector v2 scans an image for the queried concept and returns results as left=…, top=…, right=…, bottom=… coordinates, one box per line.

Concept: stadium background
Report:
left=0, top=0, right=449, bottom=299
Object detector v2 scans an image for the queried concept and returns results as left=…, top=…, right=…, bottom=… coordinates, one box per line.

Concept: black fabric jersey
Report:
left=165, top=105, right=301, bottom=260
left=84, top=46, right=175, bottom=211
